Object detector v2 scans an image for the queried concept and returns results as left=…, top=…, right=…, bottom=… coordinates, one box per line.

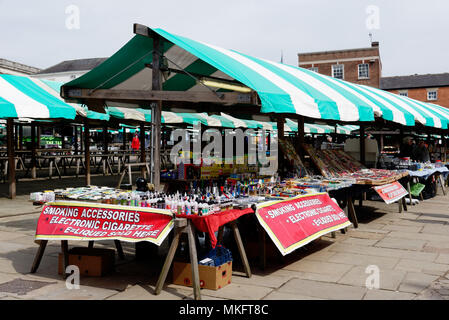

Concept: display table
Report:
left=303, top=144, right=410, bottom=216
left=177, top=208, right=254, bottom=248
left=29, top=200, right=253, bottom=300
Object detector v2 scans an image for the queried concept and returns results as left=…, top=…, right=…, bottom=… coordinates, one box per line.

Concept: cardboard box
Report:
left=58, top=247, right=115, bottom=277
left=172, top=261, right=232, bottom=290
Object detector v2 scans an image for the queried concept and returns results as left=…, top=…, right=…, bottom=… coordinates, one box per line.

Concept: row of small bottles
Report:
left=110, top=189, right=234, bottom=216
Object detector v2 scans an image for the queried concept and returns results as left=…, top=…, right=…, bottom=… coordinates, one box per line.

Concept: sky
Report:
left=1, top=0, right=448, bottom=77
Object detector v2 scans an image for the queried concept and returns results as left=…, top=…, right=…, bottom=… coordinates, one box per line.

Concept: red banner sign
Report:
left=374, top=182, right=408, bottom=204
left=256, top=193, right=351, bottom=256
left=35, top=201, right=174, bottom=245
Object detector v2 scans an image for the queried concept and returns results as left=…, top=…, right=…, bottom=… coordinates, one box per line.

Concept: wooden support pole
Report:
left=277, top=117, right=284, bottom=140
left=74, top=125, right=79, bottom=155
left=19, top=124, right=23, bottom=150
left=7, top=119, right=16, bottom=199
left=297, top=116, right=304, bottom=155
left=152, top=35, right=162, bottom=190
left=79, top=125, right=83, bottom=153
left=14, top=124, right=18, bottom=150
left=140, top=123, right=146, bottom=177
left=360, top=125, right=366, bottom=166
left=122, top=127, right=127, bottom=151
left=103, top=125, right=108, bottom=153
left=37, top=125, right=41, bottom=148
left=31, top=122, right=37, bottom=179
left=61, top=129, right=65, bottom=150
left=443, top=135, right=447, bottom=162
left=84, top=120, right=91, bottom=185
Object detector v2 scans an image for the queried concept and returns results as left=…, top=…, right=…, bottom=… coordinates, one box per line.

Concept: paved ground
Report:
left=0, top=176, right=449, bottom=300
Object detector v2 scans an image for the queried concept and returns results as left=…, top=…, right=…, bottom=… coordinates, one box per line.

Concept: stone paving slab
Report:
left=395, top=258, right=449, bottom=276
left=328, top=243, right=438, bottom=262
left=421, top=224, right=449, bottom=235
left=327, top=252, right=399, bottom=269
left=192, top=283, right=273, bottom=300
left=337, top=265, right=406, bottom=291
left=277, top=278, right=366, bottom=300
left=436, top=254, right=449, bottom=264
left=374, top=237, right=427, bottom=251
left=363, top=289, right=416, bottom=300
left=382, top=224, right=424, bottom=233
left=106, top=284, right=190, bottom=300
left=262, top=291, right=323, bottom=300
left=398, top=272, right=440, bottom=294
left=341, top=237, right=379, bottom=246
left=388, top=231, right=449, bottom=243
left=282, top=260, right=353, bottom=278
left=228, top=273, right=293, bottom=289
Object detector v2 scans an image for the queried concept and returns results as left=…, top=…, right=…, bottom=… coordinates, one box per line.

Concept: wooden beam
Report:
left=61, top=88, right=253, bottom=105
left=7, top=119, right=16, bottom=199
left=133, top=23, right=157, bottom=38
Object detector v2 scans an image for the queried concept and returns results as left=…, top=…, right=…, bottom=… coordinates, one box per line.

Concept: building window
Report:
left=398, top=90, right=408, bottom=97
left=427, top=89, right=438, bottom=101
left=358, top=63, right=369, bottom=79
left=309, top=67, right=318, bottom=73
left=332, top=64, right=344, bottom=79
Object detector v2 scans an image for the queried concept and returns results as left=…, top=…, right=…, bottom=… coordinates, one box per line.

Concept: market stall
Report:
left=31, top=23, right=449, bottom=299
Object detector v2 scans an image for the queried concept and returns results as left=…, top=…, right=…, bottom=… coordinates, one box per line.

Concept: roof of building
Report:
left=0, top=58, right=41, bottom=75
left=298, top=43, right=379, bottom=57
left=37, top=58, right=108, bottom=74
left=380, top=73, right=449, bottom=90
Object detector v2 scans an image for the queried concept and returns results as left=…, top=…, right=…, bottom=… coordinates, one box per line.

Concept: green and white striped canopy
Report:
left=64, top=27, right=449, bottom=129
left=0, top=74, right=79, bottom=119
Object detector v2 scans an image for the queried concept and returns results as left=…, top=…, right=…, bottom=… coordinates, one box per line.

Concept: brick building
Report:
left=298, top=42, right=382, bottom=88
left=380, top=73, right=449, bottom=109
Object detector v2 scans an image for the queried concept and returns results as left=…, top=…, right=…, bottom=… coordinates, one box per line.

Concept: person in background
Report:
left=131, top=132, right=140, bottom=152
left=399, top=136, right=415, bottom=159
left=413, top=140, right=430, bottom=163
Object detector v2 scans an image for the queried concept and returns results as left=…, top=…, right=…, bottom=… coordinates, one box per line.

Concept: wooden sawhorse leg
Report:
left=155, top=219, right=201, bottom=300
left=30, top=240, right=48, bottom=273
left=61, top=240, right=69, bottom=279
left=407, top=181, right=414, bottom=205
left=116, top=166, right=128, bottom=188
left=347, top=195, right=359, bottom=228
left=438, top=174, right=446, bottom=195
left=230, top=221, right=251, bottom=278
left=114, top=240, right=125, bottom=260
left=258, top=224, right=266, bottom=271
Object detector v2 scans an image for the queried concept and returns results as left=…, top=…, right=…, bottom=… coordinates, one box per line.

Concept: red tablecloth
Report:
left=177, top=208, right=254, bottom=248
